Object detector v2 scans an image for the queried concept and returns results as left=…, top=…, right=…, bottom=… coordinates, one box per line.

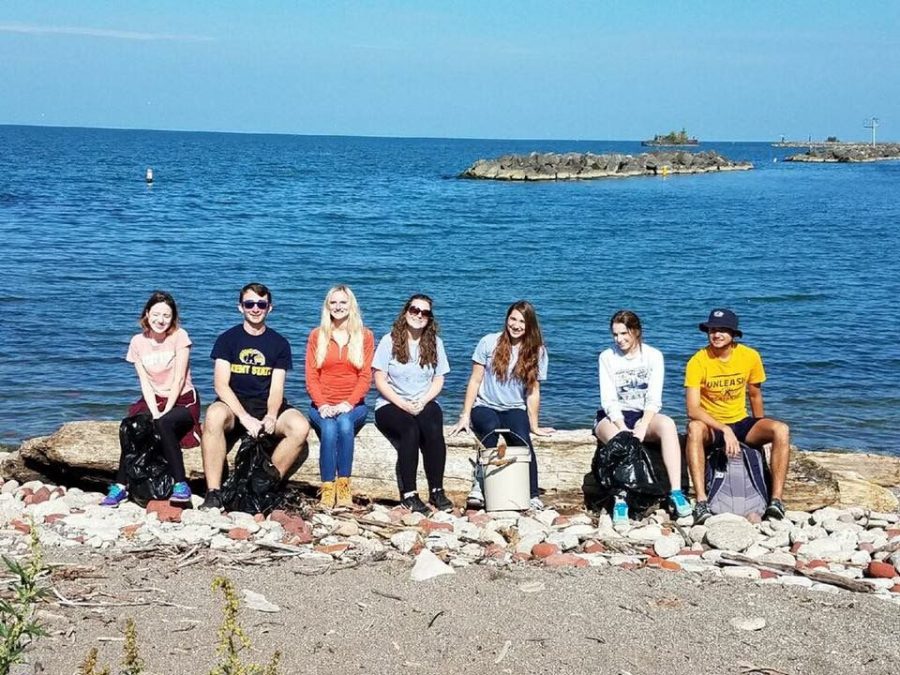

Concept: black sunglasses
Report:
left=242, top=300, right=270, bottom=310
left=407, top=306, right=433, bottom=318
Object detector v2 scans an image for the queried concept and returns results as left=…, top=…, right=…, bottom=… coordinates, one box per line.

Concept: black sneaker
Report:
left=400, top=494, right=430, bottom=515
left=765, top=498, right=786, bottom=520
left=693, top=499, right=712, bottom=525
left=200, top=489, right=223, bottom=510
left=429, top=488, right=453, bottom=512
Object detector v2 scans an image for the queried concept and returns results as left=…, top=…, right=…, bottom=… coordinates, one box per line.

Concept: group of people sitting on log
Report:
left=104, top=282, right=791, bottom=524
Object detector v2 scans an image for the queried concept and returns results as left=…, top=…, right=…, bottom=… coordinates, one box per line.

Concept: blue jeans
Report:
left=470, top=406, right=539, bottom=498
left=309, top=404, right=369, bottom=481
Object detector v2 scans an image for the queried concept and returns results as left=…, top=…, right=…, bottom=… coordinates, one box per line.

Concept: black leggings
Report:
left=117, top=406, right=192, bottom=484
left=374, top=401, right=447, bottom=497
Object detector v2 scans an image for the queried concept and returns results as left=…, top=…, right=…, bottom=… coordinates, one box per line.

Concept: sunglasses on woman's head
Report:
left=242, top=300, right=270, bottom=310
left=407, top=306, right=433, bottom=318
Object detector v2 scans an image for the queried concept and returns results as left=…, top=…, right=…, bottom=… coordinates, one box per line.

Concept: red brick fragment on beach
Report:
left=146, top=500, right=182, bottom=523
left=23, top=495, right=36, bottom=506
left=618, top=562, right=639, bottom=571
left=659, top=560, right=681, bottom=572
left=484, top=544, right=506, bottom=559
left=866, top=561, right=896, bottom=579
left=552, top=516, right=571, bottom=527
left=885, top=528, right=900, bottom=539
left=315, top=543, right=350, bottom=557
left=646, top=556, right=663, bottom=567
left=543, top=553, right=588, bottom=569
left=388, top=507, right=406, bottom=523
left=677, top=548, right=702, bottom=556
left=253, top=513, right=265, bottom=523
left=11, top=519, right=31, bottom=534
left=421, top=519, right=453, bottom=534
left=890, top=584, right=900, bottom=594
left=228, top=528, right=251, bottom=541
left=532, top=542, right=561, bottom=559
left=790, top=542, right=803, bottom=554
left=44, top=513, right=66, bottom=525
left=806, top=559, right=828, bottom=570
left=466, top=512, right=492, bottom=526
left=32, top=487, right=52, bottom=504
left=512, top=552, right=532, bottom=563
left=583, top=541, right=606, bottom=554
left=759, top=570, right=779, bottom=580
left=270, top=510, right=312, bottom=543
left=121, top=524, right=141, bottom=538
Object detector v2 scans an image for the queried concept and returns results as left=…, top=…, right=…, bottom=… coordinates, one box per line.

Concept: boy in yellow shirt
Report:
left=684, top=309, right=791, bottom=523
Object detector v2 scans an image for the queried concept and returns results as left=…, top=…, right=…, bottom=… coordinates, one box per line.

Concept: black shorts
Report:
left=218, top=396, right=294, bottom=444
left=709, top=416, right=762, bottom=449
left=595, top=408, right=643, bottom=431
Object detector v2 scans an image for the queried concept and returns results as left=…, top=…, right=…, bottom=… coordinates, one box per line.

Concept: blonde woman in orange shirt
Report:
left=305, top=285, right=374, bottom=509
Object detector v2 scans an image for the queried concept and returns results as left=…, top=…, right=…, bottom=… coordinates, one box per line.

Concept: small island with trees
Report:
left=641, top=128, right=699, bottom=147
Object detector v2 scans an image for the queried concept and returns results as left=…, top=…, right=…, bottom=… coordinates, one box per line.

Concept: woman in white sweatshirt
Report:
left=595, top=310, right=690, bottom=523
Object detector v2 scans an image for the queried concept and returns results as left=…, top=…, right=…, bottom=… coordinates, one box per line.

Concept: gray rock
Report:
left=653, top=534, right=684, bottom=559
left=390, top=530, right=419, bottom=554
left=705, top=519, right=758, bottom=552
left=410, top=548, right=454, bottom=581
left=730, top=616, right=766, bottom=631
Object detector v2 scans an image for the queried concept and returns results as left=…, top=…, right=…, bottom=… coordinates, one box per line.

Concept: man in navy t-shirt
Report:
left=200, top=283, right=310, bottom=509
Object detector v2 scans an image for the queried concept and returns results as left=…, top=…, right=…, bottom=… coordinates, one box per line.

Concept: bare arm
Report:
left=527, top=381, right=554, bottom=436
left=160, top=346, right=190, bottom=415
left=134, top=361, right=162, bottom=419
left=449, top=363, right=484, bottom=435
left=264, top=368, right=287, bottom=433
left=373, top=370, right=415, bottom=414
left=214, top=358, right=261, bottom=436
left=748, top=382, right=765, bottom=418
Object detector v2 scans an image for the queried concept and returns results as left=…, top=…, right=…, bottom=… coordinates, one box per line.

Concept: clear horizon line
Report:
left=2, top=122, right=871, bottom=145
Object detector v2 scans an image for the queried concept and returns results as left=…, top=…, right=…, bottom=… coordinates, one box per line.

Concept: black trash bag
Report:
left=591, top=431, right=666, bottom=511
left=220, top=433, right=284, bottom=515
left=119, top=413, right=174, bottom=506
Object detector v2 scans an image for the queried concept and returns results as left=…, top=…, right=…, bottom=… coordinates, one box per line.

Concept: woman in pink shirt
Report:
left=305, top=285, right=374, bottom=509
left=102, top=291, right=201, bottom=506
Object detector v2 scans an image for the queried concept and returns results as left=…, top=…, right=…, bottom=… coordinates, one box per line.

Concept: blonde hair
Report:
left=315, top=285, right=365, bottom=368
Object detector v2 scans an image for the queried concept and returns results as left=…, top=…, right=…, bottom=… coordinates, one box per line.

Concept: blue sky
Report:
left=1, top=1, right=897, bottom=140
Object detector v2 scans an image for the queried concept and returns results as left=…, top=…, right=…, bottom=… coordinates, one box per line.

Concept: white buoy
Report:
left=145, top=167, right=154, bottom=184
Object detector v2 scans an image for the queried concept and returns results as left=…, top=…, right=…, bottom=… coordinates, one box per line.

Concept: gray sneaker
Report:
left=466, top=483, right=485, bottom=510
left=692, top=499, right=712, bottom=525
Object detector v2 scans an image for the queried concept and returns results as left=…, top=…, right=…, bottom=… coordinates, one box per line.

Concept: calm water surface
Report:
left=1, top=126, right=898, bottom=453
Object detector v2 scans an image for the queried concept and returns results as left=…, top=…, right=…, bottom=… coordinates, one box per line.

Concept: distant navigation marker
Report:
left=145, top=167, right=154, bottom=184
left=863, top=116, right=879, bottom=147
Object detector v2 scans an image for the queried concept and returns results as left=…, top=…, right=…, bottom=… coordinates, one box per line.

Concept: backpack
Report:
left=705, top=443, right=771, bottom=517
left=591, top=431, right=667, bottom=513
left=119, top=413, right=175, bottom=506
left=220, top=433, right=285, bottom=515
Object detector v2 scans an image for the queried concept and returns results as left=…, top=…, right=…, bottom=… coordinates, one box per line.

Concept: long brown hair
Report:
left=610, top=309, right=643, bottom=346
left=390, top=294, right=439, bottom=367
left=492, top=300, right=544, bottom=388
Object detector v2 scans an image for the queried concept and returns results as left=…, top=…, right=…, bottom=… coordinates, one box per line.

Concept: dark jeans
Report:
left=309, top=403, right=368, bottom=480
left=116, top=406, right=193, bottom=484
left=470, top=406, right=539, bottom=498
left=375, top=401, right=447, bottom=497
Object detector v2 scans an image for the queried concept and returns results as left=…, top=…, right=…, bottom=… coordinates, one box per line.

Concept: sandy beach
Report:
left=20, top=547, right=898, bottom=675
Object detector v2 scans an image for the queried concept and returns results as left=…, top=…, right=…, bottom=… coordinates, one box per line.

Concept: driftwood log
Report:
left=2, top=422, right=897, bottom=512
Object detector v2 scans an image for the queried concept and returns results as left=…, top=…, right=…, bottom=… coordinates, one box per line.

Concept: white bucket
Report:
left=479, top=444, right=531, bottom=512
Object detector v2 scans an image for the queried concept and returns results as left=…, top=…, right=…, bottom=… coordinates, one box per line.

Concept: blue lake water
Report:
left=1, top=125, right=898, bottom=453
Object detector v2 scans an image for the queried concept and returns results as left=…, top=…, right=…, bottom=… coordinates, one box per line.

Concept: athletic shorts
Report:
left=218, top=396, right=294, bottom=445
left=595, top=408, right=643, bottom=431
left=709, top=416, right=762, bottom=449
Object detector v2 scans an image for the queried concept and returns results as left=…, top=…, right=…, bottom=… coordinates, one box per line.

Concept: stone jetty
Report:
left=459, top=150, right=752, bottom=181
left=785, top=143, right=900, bottom=163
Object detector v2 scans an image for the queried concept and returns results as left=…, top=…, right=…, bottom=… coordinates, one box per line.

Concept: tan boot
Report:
left=319, top=481, right=336, bottom=509
left=335, top=477, right=353, bottom=508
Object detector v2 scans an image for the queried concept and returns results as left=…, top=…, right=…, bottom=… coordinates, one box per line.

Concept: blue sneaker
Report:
left=612, top=496, right=629, bottom=525
left=669, top=489, right=692, bottom=518
left=101, top=483, right=128, bottom=507
left=170, top=481, right=192, bottom=503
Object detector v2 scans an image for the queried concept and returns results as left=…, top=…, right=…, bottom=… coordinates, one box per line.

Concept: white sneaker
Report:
left=529, top=496, right=545, bottom=511
left=466, top=483, right=485, bottom=509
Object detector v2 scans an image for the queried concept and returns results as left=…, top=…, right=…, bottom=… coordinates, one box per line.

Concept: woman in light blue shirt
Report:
left=373, top=294, right=452, bottom=514
left=450, top=300, right=554, bottom=510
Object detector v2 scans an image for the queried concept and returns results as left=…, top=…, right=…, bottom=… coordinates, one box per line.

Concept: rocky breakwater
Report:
left=2, top=422, right=899, bottom=513
left=785, top=143, right=900, bottom=163
left=459, top=150, right=752, bottom=181
left=1, top=477, right=899, bottom=603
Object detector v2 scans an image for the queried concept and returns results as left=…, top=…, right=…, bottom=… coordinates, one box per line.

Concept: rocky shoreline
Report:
left=459, top=150, right=752, bottom=181
left=785, top=143, right=900, bottom=163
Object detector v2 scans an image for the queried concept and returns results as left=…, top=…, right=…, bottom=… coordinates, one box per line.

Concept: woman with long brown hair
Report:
left=450, top=300, right=554, bottom=510
left=373, top=294, right=452, bottom=514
